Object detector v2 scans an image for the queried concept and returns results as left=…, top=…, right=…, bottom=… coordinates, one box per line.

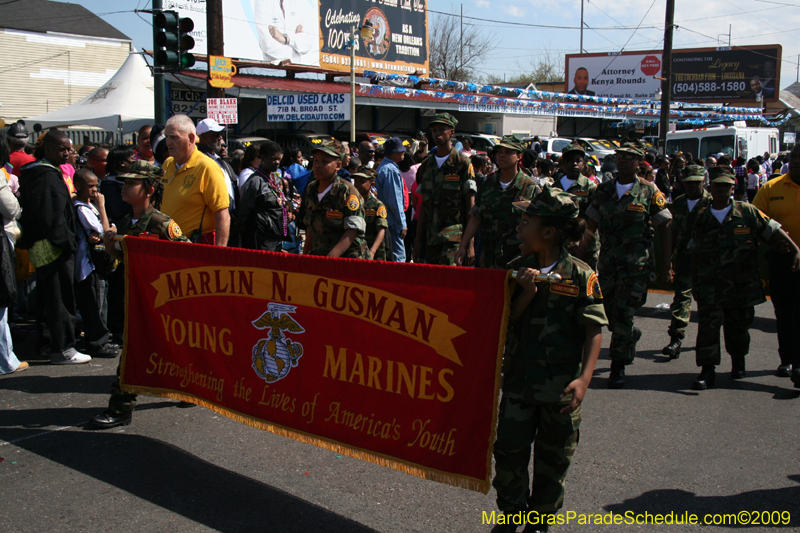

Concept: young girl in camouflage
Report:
left=351, top=168, right=389, bottom=260
left=491, top=187, right=607, bottom=533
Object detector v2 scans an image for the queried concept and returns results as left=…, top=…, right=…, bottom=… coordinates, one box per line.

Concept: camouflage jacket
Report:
left=119, top=207, right=189, bottom=242
left=504, top=248, right=608, bottom=403
left=301, top=177, right=368, bottom=259
left=552, top=174, right=600, bottom=265
left=364, top=194, right=389, bottom=260
left=587, top=177, right=671, bottom=275
left=417, top=147, right=476, bottom=246
left=687, top=201, right=780, bottom=308
left=670, top=190, right=712, bottom=272
left=470, top=170, right=539, bottom=268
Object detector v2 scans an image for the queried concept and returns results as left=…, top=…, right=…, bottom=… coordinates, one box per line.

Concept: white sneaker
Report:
left=51, top=351, right=92, bottom=365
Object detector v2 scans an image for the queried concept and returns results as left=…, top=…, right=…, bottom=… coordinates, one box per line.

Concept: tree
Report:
left=484, top=48, right=565, bottom=86
left=428, top=10, right=495, bottom=81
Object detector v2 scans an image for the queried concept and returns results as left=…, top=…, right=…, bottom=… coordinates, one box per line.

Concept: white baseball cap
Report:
left=196, top=118, right=225, bottom=135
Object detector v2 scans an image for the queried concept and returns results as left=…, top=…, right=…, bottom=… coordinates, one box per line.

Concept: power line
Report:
left=427, top=8, right=661, bottom=31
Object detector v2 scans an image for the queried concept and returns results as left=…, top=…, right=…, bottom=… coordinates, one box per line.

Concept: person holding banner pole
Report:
left=491, top=188, right=606, bottom=533
left=89, top=161, right=190, bottom=429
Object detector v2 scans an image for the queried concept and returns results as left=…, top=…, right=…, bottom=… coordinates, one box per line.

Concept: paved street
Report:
left=1, top=291, right=799, bottom=532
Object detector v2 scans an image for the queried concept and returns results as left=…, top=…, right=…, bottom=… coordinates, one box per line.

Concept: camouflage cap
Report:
left=708, top=165, right=736, bottom=185
left=682, top=164, right=706, bottom=182
left=116, top=160, right=164, bottom=181
left=512, top=186, right=579, bottom=219
left=615, top=138, right=647, bottom=159
left=352, top=167, right=378, bottom=181
left=311, top=139, right=347, bottom=161
left=495, top=135, right=525, bottom=153
left=561, top=141, right=586, bottom=159
left=428, top=112, right=458, bottom=129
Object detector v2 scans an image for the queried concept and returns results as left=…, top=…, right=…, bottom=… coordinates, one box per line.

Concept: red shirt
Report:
left=9, top=150, right=35, bottom=177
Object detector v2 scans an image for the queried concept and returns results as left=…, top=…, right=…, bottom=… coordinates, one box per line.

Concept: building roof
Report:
left=0, top=0, right=130, bottom=41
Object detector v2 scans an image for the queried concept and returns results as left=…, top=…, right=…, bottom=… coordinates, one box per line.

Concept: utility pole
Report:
left=658, top=0, right=675, bottom=155
left=207, top=0, right=225, bottom=99
left=460, top=4, right=463, bottom=78
left=153, top=0, right=166, bottom=125
left=580, top=0, right=584, bottom=53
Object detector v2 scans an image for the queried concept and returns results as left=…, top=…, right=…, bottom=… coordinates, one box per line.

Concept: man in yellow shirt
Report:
left=160, top=114, right=230, bottom=246
left=753, top=144, right=800, bottom=386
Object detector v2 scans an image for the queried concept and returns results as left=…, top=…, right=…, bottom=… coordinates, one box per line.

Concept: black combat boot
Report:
left=693, top=366, right=716, bottom=390
left=776, top=363, right=791, bottom=377
left=791, top=368, right=800, bottom=389
left=662, top=336, right=682, bottom=359
left=89, top=410, right=132, bottom=429
left=630, top=327, right=642, bottom=360
left=731, top=357, right=746, bottom=380
left=607, top=361, right=626, bottom=389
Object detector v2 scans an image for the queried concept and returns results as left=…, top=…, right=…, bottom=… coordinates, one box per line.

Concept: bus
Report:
left=665, top=125, right=779, bottom=161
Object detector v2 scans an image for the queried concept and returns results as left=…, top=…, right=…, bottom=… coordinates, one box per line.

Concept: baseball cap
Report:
left=682, top=165, right=705, bottom=182
left=196, top=118, right=225, bottom=136
left=311, top=139, right=347, bottom=161
left=116, top=160, right=164, bottom=181
left=495, top=135, right=525, bottom=153
left=708, top=165, right=736, bottom=185
left=513, top=186, right=579, bottom=219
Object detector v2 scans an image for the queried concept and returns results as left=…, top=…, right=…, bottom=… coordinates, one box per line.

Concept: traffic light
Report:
left=153, top=10, right=195, bottom=70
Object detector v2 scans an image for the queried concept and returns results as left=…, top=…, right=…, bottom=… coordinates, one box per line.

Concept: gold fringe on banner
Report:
left=121, top=384, right=491, bottom=493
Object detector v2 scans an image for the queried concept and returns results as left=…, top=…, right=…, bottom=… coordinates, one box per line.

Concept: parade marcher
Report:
left=585, top=140, right=672, bottom=388
left=18, top=130, right=90, bottom=365
left=686, top=166, right=800, bottom=390
left=89, top=161, right=189, bottom=429
left=456, top=135, right=539, bottom=268
left=753, top=144, right=800, bottom=386
left=552, top=142, right=599, bottom=269
left=661, top=165, right=712, bottom=359
left=492, top=187, right=606, bottom=533
left=352, top=168, right=389, bottom=260
left=376, top=137, right=408, bottom=262
left=235, top=140, right=292, bottom=252
left=160, top=115, right=230, bottom=246
left=413, top=113, right=477, bottom=265
left=301, top=140, right=368, bottom=258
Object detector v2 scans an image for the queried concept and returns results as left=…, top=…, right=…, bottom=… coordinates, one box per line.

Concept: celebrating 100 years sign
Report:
left=120, top=238, right=510, bottom=492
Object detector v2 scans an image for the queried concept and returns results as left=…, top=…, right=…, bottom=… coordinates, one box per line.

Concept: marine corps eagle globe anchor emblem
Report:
left=251, top=303, right=305, bottom=383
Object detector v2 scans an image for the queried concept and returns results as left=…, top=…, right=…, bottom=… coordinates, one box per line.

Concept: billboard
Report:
left=166, top=0, right=429, bottom=75
left=565, top=45, right=781, bottom=103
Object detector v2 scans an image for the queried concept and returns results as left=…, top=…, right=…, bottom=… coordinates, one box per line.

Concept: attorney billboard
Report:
left=166, top=0, right=429, bottom=75
left=565, top=45, right=781, bottom=103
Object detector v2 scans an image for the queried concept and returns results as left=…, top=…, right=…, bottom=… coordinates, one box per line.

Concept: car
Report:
left=539, top=137, right=573, bottom=159
left=332, top=132, right=390, bottom=148
left=250, top=130, right=333, bottom=158
left=575, top=137, right=617, bottom=159
left=454, top=133, right=498, bottom=154
left=229, top=136, right=269, bottom=149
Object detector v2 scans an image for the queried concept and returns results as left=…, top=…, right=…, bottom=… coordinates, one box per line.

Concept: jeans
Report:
left=0, top=307, right=20, bottom=374
left=388, top=224, right=406, bottom=263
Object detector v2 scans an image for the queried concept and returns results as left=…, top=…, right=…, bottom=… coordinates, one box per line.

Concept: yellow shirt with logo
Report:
left=161, top=148, right=230, bottom=236
left=753, top=173, right=800, bottom=248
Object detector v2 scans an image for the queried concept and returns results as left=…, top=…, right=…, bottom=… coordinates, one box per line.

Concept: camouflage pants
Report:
left=107, top=364, right=137, bottom=414
left=493, top=395, right=581, bottom=514
left=599, top=272, right=649, bottom=363
left=668, top=271, right=693, bottom=340
left=695, top=305, right=754, bottom=367
left=425, top=242, right=460, bottom=266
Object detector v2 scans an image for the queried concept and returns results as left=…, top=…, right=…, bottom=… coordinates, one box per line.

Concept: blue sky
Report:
left=59, top=0, right=800, bottom=90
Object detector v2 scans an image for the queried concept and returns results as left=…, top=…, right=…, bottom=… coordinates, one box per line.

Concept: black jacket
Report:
left=18, top=160, right=77, bottom=254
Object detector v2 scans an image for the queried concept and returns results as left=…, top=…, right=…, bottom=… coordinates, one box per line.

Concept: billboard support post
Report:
left=659, top=0, right=675, bottom=155
left=348, top=21, right=374, bottom=145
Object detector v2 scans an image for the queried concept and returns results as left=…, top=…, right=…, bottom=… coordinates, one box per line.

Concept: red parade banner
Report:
left=120, top=238, right=510, bottom=492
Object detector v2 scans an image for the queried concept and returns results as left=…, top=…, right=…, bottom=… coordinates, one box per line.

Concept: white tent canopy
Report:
left=25, top=50, right=154, bottom=134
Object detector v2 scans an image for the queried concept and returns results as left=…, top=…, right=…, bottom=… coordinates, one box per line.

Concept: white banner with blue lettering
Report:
left=267, top=93, right=350, bottom=122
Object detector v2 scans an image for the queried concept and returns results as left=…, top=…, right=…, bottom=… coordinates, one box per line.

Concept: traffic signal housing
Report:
left=154, top=10, right=195, bottom=70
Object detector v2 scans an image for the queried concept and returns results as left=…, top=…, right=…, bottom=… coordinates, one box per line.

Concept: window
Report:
left=666, top=138, right=698, bottom=156
left=699, top=135, right=735, bottom=159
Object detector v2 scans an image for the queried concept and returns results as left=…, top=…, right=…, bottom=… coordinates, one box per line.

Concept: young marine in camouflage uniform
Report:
left=661, top=165, right=712, bottom=359
left=492, top=187, right=607, bottom=533
left=301, top=140, right=368, bottom=259
left=685, top=166, right=800, bottom=390
left=413, top=113, right=477, bottom=265
left=585, top=140, right=672, bottom=389
left=552, top=142, right=599, bottom=269
left=457, top=135, right=540, bottom=268
left=89, top=161, right=190, bottom=429
left=352, top=168, right=389, bottom=260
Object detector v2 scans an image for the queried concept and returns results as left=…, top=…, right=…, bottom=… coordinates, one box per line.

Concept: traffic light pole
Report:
left=153, top=0, right=167, bottom=125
